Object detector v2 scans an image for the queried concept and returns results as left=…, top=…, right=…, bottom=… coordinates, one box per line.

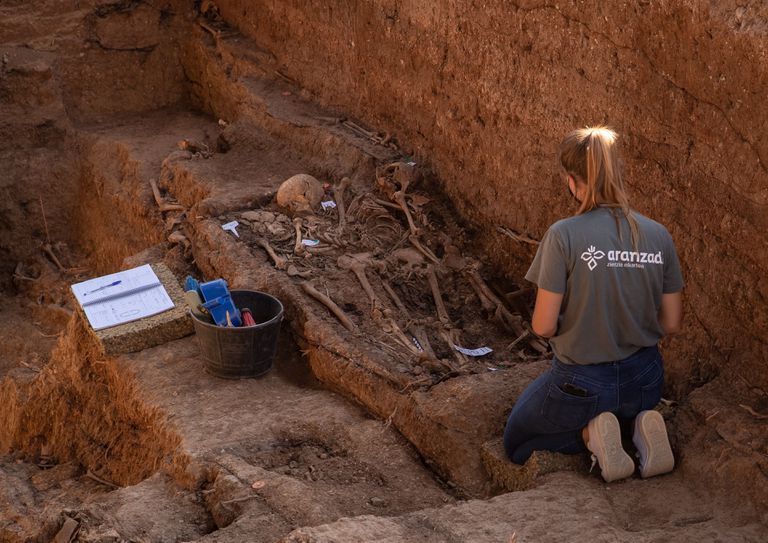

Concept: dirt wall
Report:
left=211, top=0, right=768, bottom=394
left=0, top=0, right=189, bottom=283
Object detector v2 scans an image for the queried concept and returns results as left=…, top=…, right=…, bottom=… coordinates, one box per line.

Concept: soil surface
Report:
left=1, top=1, right=766, bottom=542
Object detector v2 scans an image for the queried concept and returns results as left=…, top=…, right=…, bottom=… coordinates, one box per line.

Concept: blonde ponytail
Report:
left=559, top=126, right=639, bottom=248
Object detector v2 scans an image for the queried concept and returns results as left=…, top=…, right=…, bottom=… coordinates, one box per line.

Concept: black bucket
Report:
left=191, top=289, right=284, bottom=379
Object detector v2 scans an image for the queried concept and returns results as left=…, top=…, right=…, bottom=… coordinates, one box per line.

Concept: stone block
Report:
left=81, top=263, right=193, bottom=355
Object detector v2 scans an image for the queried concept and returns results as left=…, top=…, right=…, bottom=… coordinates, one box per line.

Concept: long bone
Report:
left=381, top=308, right=424, bottom=356
left=393, top=190, right=419, bottom=236
left=426, top=265, right=451, bottom=326
left=408, top=235, right=441, bottom=266
left=256, top=237, right=287, bottom=270
left=301, top=281, right=356, bottom=332
left=293, top=217, right=305, bottom=255
left=335, top=177, right=351, bottom=232
left=465, top=266, right=549, bottom=355
left=149, top=178, right=184, bottom=212
left=466, top=272, right=497, bottom=314
left=337, top=254, right=380, bottom=312
left=426, top=265, right=466, bottom=366
left=381, top=162, right=420, bottom=237
left=465, top=266, right=525, bottom=336
left=336, top=253, right=420, bottom=354
left=382, top=280, right=437, bottom=359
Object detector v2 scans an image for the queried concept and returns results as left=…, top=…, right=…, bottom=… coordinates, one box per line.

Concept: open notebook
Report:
left=71, top=264, right=175, bottom=331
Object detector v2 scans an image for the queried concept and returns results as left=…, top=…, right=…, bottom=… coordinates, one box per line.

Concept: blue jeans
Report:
left=503, top=345, right=664, bottom=464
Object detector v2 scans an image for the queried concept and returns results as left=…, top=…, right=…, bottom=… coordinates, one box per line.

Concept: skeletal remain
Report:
left=149, top=178, right=184, bottom=212
left=439, top=328, right=466, bottom=368
left=425, top=265, right=467, bottom=366
left=393, top=191, right=420, bottom=236
left=257, top=237, right=287, bottom=270
left=372, top=197, right=402, bottom=211
left=496, top=225, right=540, bottom=246
left=277, top=174, right=324, bottom=216
left=13, top=262, right=39, bottom=282
left=465, top=266, right=548, bottom=354
left=507, top=329, right=530, bottom=350
left=343, top=120, right=377, bottom=140
left=409, top=235, right=440, bottom=266
left=382, top=309, right=423, bottom=355
left=390, top=247, right=425, bottom=271
left=304, top=246, right=336, bottom=255
left=465, top=266, right=525, bottom=336
left=167, top=231, right=188, bottom=246
left=376, top=161, right=418, bottom=199
left=287, top=264, right=311, bottom=278
left=349, top=196, right=403, bottom=249
left=381, top=280, right=437, bottom=360
left=335, top=177, right=351, bottom=232
left=441, top=242, right=466, bottom=271
left=467, top=273, right=496, bottom=313
left=337, top=254, right=381, bottom=312
left=41, top=243, right=65, bottom=272
left=293, top=217, right=305, bottom=255
left=427, top=265, right=451, bottom=326
left=301, top=281, right=356, bottom=332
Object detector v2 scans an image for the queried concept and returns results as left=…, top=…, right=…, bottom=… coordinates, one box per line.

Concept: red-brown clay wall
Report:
left=213, top=0, right=768, bottom=394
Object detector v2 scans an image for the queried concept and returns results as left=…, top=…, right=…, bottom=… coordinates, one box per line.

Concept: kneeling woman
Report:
left=503, top=126, right=684, bottom=482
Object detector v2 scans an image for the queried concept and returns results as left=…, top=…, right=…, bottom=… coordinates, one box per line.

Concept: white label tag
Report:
left=301, top=239, right=320, bottom=247
left=222, top=221, right=240, bottom=238
left=321, top=200, right=337, bottom=210
left=453, top=345, right=493, bottom=357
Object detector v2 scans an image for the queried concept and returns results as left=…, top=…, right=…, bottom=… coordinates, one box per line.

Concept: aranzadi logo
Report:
left=581, top=246, right=605, bottom=271
left=582, top=246, right=663, bottom=271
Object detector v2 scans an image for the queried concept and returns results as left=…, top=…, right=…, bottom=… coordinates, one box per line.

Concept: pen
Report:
left=84, top=280, right=122, bottom=296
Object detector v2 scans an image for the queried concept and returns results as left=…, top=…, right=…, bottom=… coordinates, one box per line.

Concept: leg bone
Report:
left=256, top=237, right=287, bottom=270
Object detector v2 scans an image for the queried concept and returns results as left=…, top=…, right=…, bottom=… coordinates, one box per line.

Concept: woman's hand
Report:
left=531, top=287, right=564, bottom=338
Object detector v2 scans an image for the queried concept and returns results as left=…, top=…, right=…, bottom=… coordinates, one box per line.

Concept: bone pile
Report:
left=234, top=164, right=548, bottom=387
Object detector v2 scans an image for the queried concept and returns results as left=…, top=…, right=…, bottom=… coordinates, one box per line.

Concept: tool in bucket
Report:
left=184, top=276, right=242, bottom=327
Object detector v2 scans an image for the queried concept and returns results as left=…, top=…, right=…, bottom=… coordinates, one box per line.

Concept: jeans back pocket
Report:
left=541, top=383, right=599, bottom=431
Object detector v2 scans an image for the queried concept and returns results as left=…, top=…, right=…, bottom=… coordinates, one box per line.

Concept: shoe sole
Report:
left=633, top=410, right=675, bottom=478
left=586, top=412, right=635, bottom=483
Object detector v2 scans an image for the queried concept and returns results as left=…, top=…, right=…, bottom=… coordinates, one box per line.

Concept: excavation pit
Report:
left=1, top=1, right=767, bottom=541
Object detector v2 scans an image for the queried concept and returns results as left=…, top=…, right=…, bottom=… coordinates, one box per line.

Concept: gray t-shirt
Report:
left=525, top=207, right=684, bottom=365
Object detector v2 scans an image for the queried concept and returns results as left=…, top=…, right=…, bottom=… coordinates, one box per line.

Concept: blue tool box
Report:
left=198, top=279, right=242, bottom=327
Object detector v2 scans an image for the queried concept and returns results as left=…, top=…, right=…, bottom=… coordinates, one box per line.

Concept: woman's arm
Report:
left=658, top=292, right=682, bottom=335
left=531, top=287, right=564, bottom=338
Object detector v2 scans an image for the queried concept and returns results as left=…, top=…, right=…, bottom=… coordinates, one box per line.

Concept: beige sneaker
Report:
left=585, top=412, right=635, bottom=483
left=633, top=410, right=675, bottom=478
